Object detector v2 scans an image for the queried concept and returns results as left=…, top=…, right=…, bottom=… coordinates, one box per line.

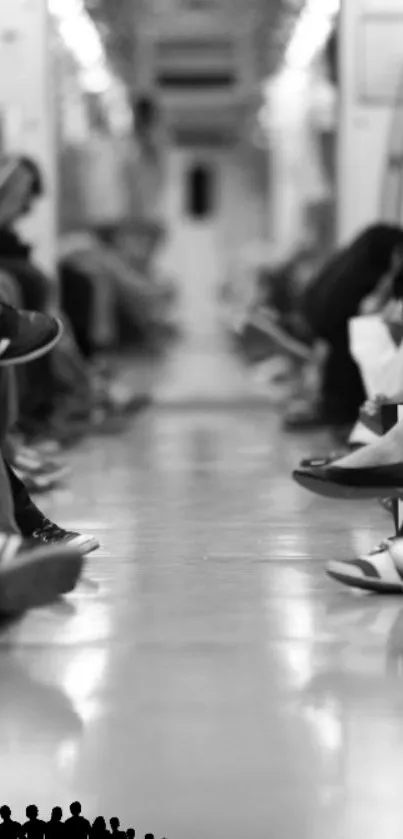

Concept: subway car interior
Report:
left=2, top=0, right=403, bottom=837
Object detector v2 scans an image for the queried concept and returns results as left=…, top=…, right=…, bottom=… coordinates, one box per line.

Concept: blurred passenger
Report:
left=0, top=304, right=84, bottom=615
left=58, top=232, right=171, bottom=358
left=121, top=93, right=167, bottom=274
left=0, top=156, right=140, bottom=445
left=248, top=223, right=403, bottom=431
left=0, top=156, right=94, bottom=441
left=0, top=157, right=49, bottom=311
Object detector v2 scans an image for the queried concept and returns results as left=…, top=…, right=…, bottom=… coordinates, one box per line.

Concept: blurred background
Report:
left=0, top=0, right=341, bottom=407
left=3, top=3, right=403, bottom=838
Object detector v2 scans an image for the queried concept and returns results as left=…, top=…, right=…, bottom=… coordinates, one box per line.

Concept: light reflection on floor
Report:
left=0, top=401, right=402, bottom=839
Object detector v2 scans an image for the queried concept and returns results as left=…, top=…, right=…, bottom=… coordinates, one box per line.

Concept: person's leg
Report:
left=297, top=225, right=403, bottom=427
left=0, top=369, right=19, bottom=534
left=0, top=269, right=22, bottom=309
left=0, top=259, right=49, bottom=312
left=4, top=460, right=99, bottom=554
left=0, top=453, right=19, bottom=534
left=304, top=224, right=403, bottom=338
left=0, top=308, right=84, bottom=615
left=320, top=329, right=366, bottom=425
left=59, top=261, right=97, bottom=358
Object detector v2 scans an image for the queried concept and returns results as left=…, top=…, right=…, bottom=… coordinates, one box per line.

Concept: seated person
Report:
left=0, top=302, right=84, bottom=616
left=248, top=224, right=403, bottom=431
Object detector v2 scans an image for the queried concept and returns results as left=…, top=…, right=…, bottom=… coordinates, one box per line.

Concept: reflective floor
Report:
left=1, top=403, right=401, bottom=839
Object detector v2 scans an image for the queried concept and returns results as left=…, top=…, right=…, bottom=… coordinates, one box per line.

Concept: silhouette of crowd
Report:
left=0, top=803, right=167, bottom=839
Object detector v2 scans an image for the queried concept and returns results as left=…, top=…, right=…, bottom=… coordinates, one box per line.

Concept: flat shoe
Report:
left=327, top=538, right=403, bottom=593
left=293, top=463, right=403, bottom=499
left=299, top=444, right=363, bottom=468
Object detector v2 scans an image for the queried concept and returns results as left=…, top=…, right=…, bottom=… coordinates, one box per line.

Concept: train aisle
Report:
left=1, top=148, right=402, bottom=839
left=0, top=402, right=400, bottom=839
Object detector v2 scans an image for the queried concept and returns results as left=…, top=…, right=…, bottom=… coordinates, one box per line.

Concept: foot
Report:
left=27, top=520, right=100, bottom=556
left=326, top=537, right=403, bottom=593
left=0, top=533, right=83, bottom=615
left=327, top=419, right=403, bottom=472
left=0, top=303, right=63, bottom=366
left=7, top=464, right=100, bottom=556
left=299, top=443, right=363, bottom=468
left=292, top=462, right=403, bottom=499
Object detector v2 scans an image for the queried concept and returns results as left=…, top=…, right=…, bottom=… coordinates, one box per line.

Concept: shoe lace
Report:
left=32, top=520, right=65, bottom=541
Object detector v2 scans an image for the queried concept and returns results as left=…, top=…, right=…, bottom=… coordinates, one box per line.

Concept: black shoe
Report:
left=0, top=303, right=63, bottom=366
left=299, top=444, right=363, bottom=468
left=0, top=533, right=83, bottom=615
left=293, top=462, right=403, bottom=499
left=6, top=462, right=100, bottom=555
left=28, top=520, right=100, bottom=555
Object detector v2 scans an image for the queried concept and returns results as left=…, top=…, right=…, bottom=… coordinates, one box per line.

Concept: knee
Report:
left=365, top=223, right=402, bottom=250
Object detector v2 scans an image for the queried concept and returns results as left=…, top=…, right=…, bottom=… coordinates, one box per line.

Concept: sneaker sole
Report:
left=68, top=535, right=100, bottom=555
left=0, top=318, right=63, bottom=367
left=326, top=566, right=403, bottom=593
left=249, top=312, right=312, bottom=361
left=292, top=472, right=403, bottom=500
left=0, top=544, right=83, bottom=615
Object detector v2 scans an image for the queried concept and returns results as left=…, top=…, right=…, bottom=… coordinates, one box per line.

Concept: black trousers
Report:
left=0, top=258, right=49, bottom=312
left=302, top=224, right=403, bottom=422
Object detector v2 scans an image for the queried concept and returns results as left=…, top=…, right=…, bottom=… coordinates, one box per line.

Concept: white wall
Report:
left=0, top=0, right=56, bottom=274
left=264, top=64, right=334, bottom=258
left=338, top=0, right=403, bottom=243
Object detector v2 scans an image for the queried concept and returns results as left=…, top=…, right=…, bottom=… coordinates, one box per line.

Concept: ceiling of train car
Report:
left=84, top=0, right=304, bottom=88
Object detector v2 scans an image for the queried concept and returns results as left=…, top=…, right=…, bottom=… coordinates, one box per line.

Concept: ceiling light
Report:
left=285, top=0, right=340, bottom=70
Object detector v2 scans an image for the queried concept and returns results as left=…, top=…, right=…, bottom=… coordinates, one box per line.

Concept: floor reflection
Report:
left=0, top=407, right=401, bottom=838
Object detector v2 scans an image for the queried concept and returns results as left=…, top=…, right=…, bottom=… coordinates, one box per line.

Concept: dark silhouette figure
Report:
left=91, top=818, right=109, bottom=839
left=45, top=809, right=65, bottom=839
left=144, top=834, right=154, bottom=839
left=22, top=806, right=46, bottom=839
left=64, top=803, right=90, bottom=839
left=126, top=831, right=135, bottom=839
left=0, top=806, right=22, bottom=839
left=187, top=163, right=214, bottom=219
left=109, top=820, right=124, bottom=839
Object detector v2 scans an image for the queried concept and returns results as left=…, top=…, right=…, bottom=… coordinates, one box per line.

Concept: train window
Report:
left=186, top=162, right=214, bottom=218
